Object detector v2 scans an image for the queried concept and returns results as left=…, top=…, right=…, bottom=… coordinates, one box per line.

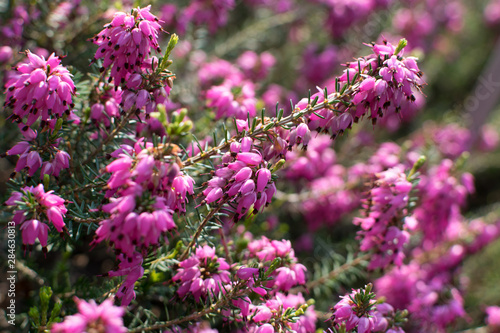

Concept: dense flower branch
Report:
left=8, top=2, right=500, bottom=333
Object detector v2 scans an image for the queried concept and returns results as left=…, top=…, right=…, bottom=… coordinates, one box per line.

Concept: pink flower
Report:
left=198, top=58, right=243, bottom=88
left=245, top=237, right=307, bottom=292
left=299, top=44, right=338, bottom=89
left=253, top=306, right=272, bottom=322
left=5, top=185, right=67, bottom=250
left=330, top=285, right=404, bottom=333
left=375, top=254, right=467, bottom=331
left=321, top=0, right=380, bottom=38
left=173, top=245, right=231, bottom=301
left=354, top=167, right=413, bottom=269
left=6, top=136, right=71, bottom=178
left=479, top=124, right=499, bottom=151
left=200, top=137, right=275, bottom=221
left=20, top=220, right=49, bottom=247
left=206, top=80, right=257, bottom=120
left=51, top=298, right=126, bottom=333
left=300, top=39, right=424, bottom=140
left=90, top=84, right=122, bottom=128
left=92, top=6, right=164, bottom=85
left=486, top=0, right=500, bottom=25
left=237, top=267, right=259, bottom=280
left=486, top=306, right=500, bottom=328
left=255, top=323, right=274, bottom=333
left=431, top=124, right=470, bottom=159
left=181, top=0, right=235, bottom=34
left=0, top=46, right=13, bottom=63
left=107, top=253, right=145, bottom=305
left=246, top=293, right=316, bottom=332
left=5, top=50, right=75, bottom=134
left=93, top=139, right=195, bottom=304
left=237, top=51, right=276, bottom=81
left=414, top=159, right=473, bottom=244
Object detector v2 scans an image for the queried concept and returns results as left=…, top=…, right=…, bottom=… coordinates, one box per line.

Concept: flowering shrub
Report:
left=1, top=1, right=500, bottom=333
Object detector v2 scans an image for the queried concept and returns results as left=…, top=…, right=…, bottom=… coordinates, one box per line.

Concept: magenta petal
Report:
left=237, top=267, right=259, bottom=280
left=236, top=152, right=262, bottom=166
left=47, top=207, right=65, bottom=232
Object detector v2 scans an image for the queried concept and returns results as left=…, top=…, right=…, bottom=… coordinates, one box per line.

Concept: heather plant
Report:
left=1, top=1, right=500, bottom=333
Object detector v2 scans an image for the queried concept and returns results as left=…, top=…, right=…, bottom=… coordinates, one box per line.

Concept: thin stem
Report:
left=70, top=216, right=103, bottom=224
left=128, top=284, right=247, bottom=332
left=102, top=283, right=122, bottom=300
left=82, top=107, right=136, bottom=165
left=61, top=181, right=107, bottom=196
left=179, top=197, right=230, bottom=261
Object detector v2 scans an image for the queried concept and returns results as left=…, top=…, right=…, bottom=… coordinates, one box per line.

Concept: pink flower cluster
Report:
left=5, top=184, right=67, bottom=251
left=201, top=137, right=276, bottom=221
left=173, top=245, right=231, bottom=301
left=52, top=298, right=126, bottom=333
left=0, top=5, right=38, bottom=46
left=485, top=0, right=500, bottom=25
left=183, top=0, right=235, bottom=34
left=330, top=284, right=405, bottom=333
left=46, top=1, right=82, bottom=30
left=246, top=293, right=316, bottom=333
left=121, top=57, right=172, bottom=115
left=5, top=50, right=76, bottom=136
left=413, top=122, right=499, bottom=158
left=365, top=142, right=403, bottom=173
left=297, top=39, right=424, bottom=140
left=5, top=135, right=70, bottom=178
left=237, top=51, right=276, bottom=81
left=285, top=135, right=359, bottom=230
left=354, top=167, right=413, bottom=270
left=94, top=139, right=194, bottom=256
left=199, top=51, right=276, bottom=120
left=430, top=123, right=470, bottom=159
left=372, top=219, right=500, bottom=333
left=198, top=59, right=242, bottom=88
left=243, top=236, right=307, bottom=292
left=93, top=138, right=194, bottom=304
left=298, top=44, right=338, bottom=90
left=285, top=135, right=336, bottom=181
left=486, top=306, right=500, bottom=329
left=375, top=219, right=500, bottom=332
left=317, top=0, right=393, bottom=38
left=393, top=0, right=463, bottom=50
left=375, top=258, right=466, bottom=332
left=107, top=252, right=145, bottom=306
left=206, top=80, right=257, bottom=120
left=413, top=159, right=474, bottom=246
left=285, top=138, right=406, bottom=231
left=90, top=84, right=123, bottom=128
left=92, top=6, right=176, bottom=121
left=92, top=6, right=164, bottom=85
left=349, top=42, right=424, bottom=124
left=164, top=292, right=315, bottom=332
left=160, top=0, right=235, bottom=35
